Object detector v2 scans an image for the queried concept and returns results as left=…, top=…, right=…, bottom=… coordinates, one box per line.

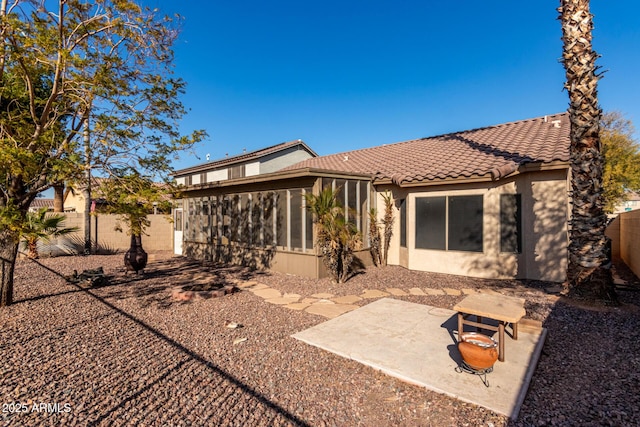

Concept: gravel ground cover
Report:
left=1, top=254, right=639, bottom=426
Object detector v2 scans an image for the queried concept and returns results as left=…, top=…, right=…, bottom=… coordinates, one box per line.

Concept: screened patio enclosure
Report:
left=179, top=172, right=375, bottom=278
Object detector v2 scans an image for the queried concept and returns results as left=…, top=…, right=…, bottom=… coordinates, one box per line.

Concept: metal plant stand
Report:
left=455, top=361, right=493, bottom=387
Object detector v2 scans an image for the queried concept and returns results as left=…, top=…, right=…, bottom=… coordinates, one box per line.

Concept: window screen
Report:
left=290, top=189, right=303, bottom=250
left=276, top=190, right=288, bottom=247
left=448, top=196, right=483, bottom=252
left=264, top=192, right=275, bottom=246
left=415, top=197, right=446, bottom=250
left=252, top=193, right=261, bottom=246
left=500, top=194, right=522, bottom=253
left=304, top=188, right=314, bottom=250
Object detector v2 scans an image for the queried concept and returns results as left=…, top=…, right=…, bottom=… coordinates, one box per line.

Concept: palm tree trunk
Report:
left=559, top=0, right=616, bottom=303
left=53, top=184, right=65, bottom=212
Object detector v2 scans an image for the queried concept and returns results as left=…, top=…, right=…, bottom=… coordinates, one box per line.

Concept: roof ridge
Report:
left=312, top=112, right=569, bottom=158
left=280, top=112, right=570, bottom=185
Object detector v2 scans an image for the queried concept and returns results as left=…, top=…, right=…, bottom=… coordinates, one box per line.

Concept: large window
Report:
left=415, top=195, right=483, bottom=252
left=500, top=194, right=522, bottom=253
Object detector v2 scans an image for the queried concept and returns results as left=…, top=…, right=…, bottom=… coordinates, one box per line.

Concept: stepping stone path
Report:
left=386, top=288, right=409, bottom=296
left=232, top=280, right=562, bottom=320
left=360, top=289, right=390, bottom=299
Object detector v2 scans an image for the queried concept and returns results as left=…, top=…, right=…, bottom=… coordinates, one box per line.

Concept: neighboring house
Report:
left=28, top=198, right=55, bottom=212
left=612, top=191, right=640, bottom=215
left=174, top=139, right=318, bottom=186
left=174, top=114, right=571, bottom=282
left=63, top=180, right=99, bottom=213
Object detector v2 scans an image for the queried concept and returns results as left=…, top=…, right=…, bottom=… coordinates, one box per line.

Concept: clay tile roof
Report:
left=29, top=198, right=54, bottom=210
left=282, top=113, right=570, bottom=185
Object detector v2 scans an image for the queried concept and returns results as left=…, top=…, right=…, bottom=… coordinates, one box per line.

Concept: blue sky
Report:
left=154, top=1, right=640, bottom=170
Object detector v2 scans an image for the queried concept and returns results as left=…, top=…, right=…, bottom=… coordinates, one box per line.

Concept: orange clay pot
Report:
left=458, top=332, right=499, bottom=370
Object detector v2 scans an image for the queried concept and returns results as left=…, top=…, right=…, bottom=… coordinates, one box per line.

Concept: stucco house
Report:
left=173, top=113, right=571, bottom=282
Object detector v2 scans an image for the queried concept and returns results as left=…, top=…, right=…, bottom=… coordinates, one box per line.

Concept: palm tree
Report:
left=21, top=208, right=78, bottom=259
left=559, top=0, right=617, bottom=302
left=305, top=187, right=361, bottom=283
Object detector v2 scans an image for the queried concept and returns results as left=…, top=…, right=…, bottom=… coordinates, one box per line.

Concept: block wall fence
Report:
left=33, top=213, right=173, bottom=257
left=606, top=209, right=640, bottom=279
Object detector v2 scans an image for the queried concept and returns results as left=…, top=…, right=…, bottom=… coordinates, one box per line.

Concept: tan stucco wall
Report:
left=618, top=209, right=640, bottom=279
left=376, top=168, right=569, bottom=282
left=36, top=213, right=173, bottom=256
left=63, top=192, right=85, bottom=213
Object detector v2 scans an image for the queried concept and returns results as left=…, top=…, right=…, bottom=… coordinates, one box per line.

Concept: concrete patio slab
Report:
left=292, top=298, right=546, bottom=419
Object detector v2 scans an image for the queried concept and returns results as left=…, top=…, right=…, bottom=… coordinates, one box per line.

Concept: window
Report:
left=264, top=192, right=275, bottom=246
left=448, top=196, right=483, bottom=252
left=415, top=195, right=483, bottom=252
left=500, top=194, right=522, bottom=253
left=304, top=188, right=314, bottom=250
left=252, top=193, right=261, bottom=246
left=360, top=181, right=369, bottom=243
left=276, top=190, right=288, bottom=247
left=221, top=196, right=230, bottom=241
left=240, top=193, right=250, bottom=243
left=415, top=197, right=446, bottom=250
left=174, top=209, right=182, bottom=232
left=347, top=181, right=358, bottom=225
left=322, top=177, right=333, bottom=190
left=290, top=189, right=303, bottom=250
left=400, top=199, right=406, bottom=247
left=229, top=164, right=245, bottom=179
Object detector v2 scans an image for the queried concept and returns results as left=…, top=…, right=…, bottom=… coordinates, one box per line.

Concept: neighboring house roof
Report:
left=282, top=113, right=570, bottom=186
left=174, top=140, right=317, bottom=176
left=29, top=198, right=54, bottom=211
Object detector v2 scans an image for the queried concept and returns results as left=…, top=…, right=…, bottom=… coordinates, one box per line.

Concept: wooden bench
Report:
left=453, top=293, right=526, bottom=362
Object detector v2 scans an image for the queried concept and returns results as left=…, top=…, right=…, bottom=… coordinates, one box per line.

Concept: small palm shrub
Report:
left=21, top=208, right=78, bottom=258
left=305, top=187, right=362, bottom=283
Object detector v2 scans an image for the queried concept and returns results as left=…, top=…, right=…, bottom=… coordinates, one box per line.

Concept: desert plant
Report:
left=368, top=208, right=382, bottom=266
left=381, top=192, right=395, bottom=266
left=20, top=208, right=78, bottom=259
left=369, top=191, right=395, bottom=267
left=305, top=187, right=362, bottom=283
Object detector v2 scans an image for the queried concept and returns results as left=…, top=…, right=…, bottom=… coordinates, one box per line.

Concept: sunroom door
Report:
left=173, top=208, right=183, bottom=255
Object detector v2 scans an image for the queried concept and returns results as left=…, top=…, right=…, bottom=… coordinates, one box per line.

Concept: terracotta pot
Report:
left=458, top=332, right=499, bottom=370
